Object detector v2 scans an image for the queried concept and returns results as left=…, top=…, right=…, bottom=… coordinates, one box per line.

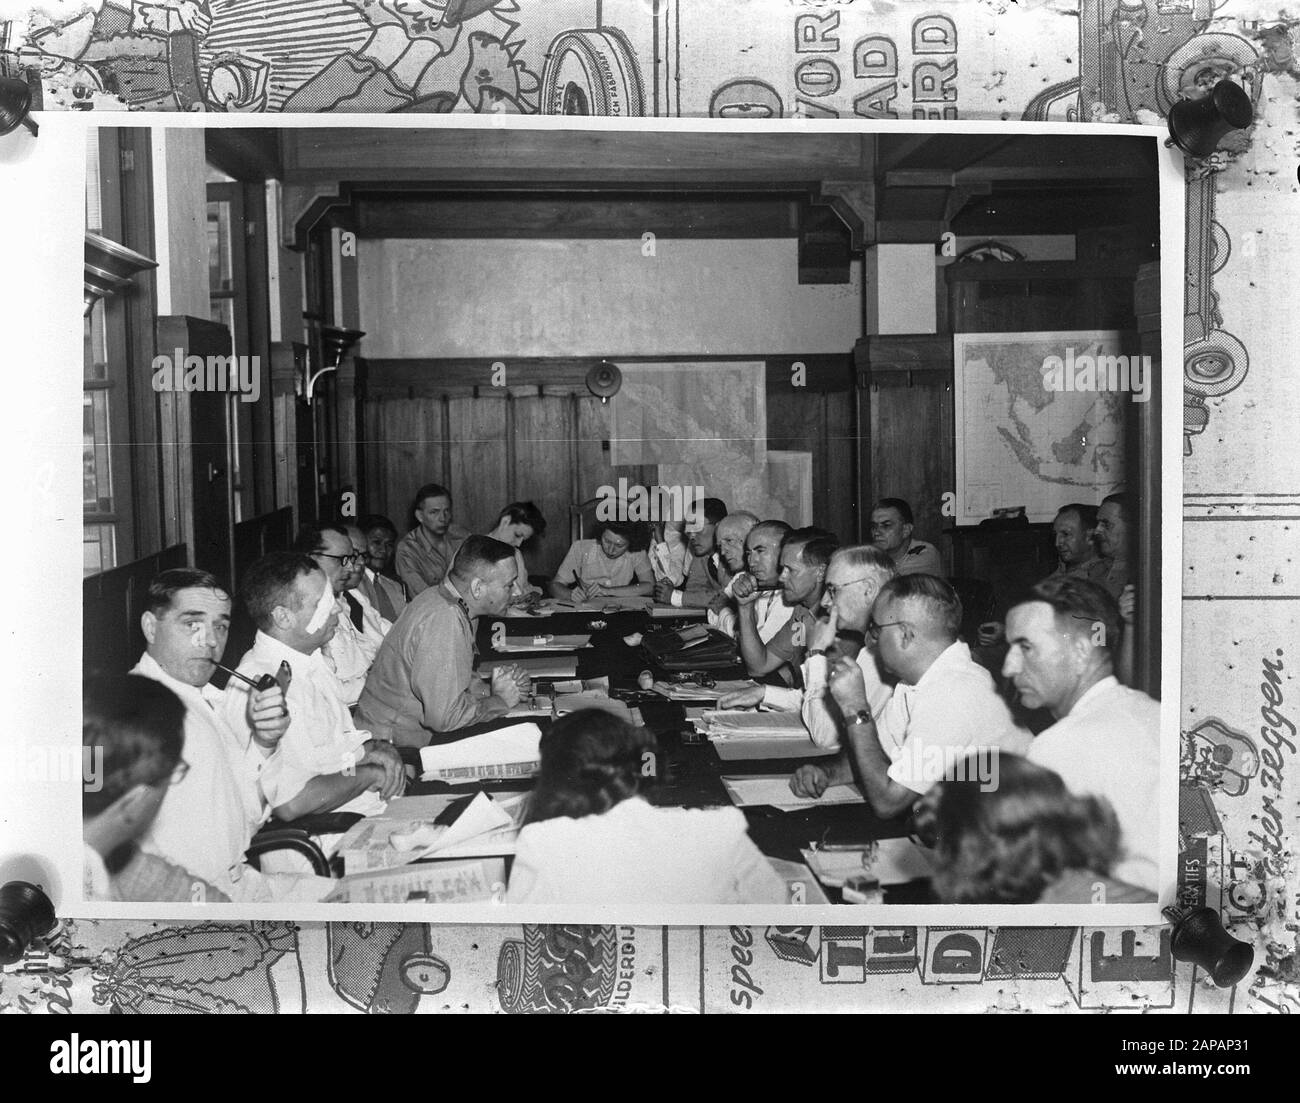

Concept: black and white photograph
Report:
left=47, top=121, right=1181, bottom=921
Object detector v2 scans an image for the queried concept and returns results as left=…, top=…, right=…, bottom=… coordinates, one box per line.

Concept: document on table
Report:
left=766, top=857, right=830, bottom=904
left=652, top=679, right=756, bottom=702
left=649, top=605, right=707, bottom=619
left=720, top=774, right=865, bottom=811
left=419, top=723, right=542, bottom=783
left=478, top=655, right=578, bottom=679
left=495, top=634, right=592, bottom=652
left=406, top=791, right=525, bottom=861
left=323, top=857, right=507, bottom=904
left=334, top=792, right=529, bottom=872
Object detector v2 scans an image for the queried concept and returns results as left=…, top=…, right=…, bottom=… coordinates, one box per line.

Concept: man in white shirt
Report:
left=295, top=522, right=378, bottom=707
left=706, top=510, right=758, bottom=636
left=792, top=574, right=1031, bottom=818
left=221, top=553, right=406, bottom=822
left=1003, top=576, right=1160, bottom=893
left=735, top=527, right=835, bottom=684
left=724, top=520, right=794, bottom=645
left=130, top=568, right=322, bottom=902
left=719, top=544, right=896, bottom=749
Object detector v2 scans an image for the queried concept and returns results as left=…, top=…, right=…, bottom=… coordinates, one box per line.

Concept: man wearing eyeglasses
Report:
left=83, top=673, right=229, bottom=902
left=295, top=523, right=381, bottom=707
left=791, top=574, right=1031, bottom=818
left=720, top=545, right=895, bottom=749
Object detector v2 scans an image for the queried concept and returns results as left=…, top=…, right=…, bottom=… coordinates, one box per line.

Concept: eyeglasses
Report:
left=316, top=551, right=364, bottom=565
left=866, top=619, right=909, bottom=641
left=824, top=576, right=876, bottom=599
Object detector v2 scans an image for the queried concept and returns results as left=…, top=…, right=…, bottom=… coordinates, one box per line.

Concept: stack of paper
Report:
left=649, top=605, right=707, bottom=619
left=694, top=709, right=836, bottom=760
left=335, top=792, right=529, bottom=873
left=720, top=774, right=865, bottom=812
left=419, top=723, right=542, bottom=784
left=494, top=634, right=592, bottom=652
left=478, top=655, right=578, bottom=679
left=651, top=678, right=756, bottom=702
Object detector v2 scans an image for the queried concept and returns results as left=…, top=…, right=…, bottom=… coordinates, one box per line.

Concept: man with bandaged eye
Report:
left=221, top=553, right=406, bottom=825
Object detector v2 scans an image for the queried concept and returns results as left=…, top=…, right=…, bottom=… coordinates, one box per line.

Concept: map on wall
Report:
left=954, top=331, right=1129, bottom=525
left=610, top=361, right=766, bottom=468
left=660, top=450, right=812, bottom=530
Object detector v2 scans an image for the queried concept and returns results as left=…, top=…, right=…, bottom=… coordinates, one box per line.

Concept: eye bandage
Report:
left=306, top=581, right=336, bottom=633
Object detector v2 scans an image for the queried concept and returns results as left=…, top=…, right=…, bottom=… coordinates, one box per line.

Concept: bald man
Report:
left=708, top=510, right=758, bottom=635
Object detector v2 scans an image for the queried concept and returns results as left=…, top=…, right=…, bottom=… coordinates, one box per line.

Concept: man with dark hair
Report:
left=1002, top=576, right=1158, bottom=892
left=357, top=513, right=408, bottom=622
left=735, top=527, right=837, bottom=683
left=356, top=534, right=531, bottom=745
left=394, top=482, right=471, bottom=597
left=295, top=522, right=379, bottom=706
left=793, top=573, right=1030, bottom=818
left=221, top=553, right=405, bottom=822
left=83, top=674, right=227, bottom=901
left=130, top=569, right=307, bottom=901
left=485, top=501, right=548, bottom=600
left=654, top=496, right=728, bottom=608
left=724, top=520, right=794, bottom=645
left=1094, top=492, right=1133, bottom=598
left=870, top=497, right=943, bottom=577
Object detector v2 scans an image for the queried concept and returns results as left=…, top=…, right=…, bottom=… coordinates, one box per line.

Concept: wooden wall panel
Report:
left=767, top=388, right=856, bottom=541
left=868, top=381, right=954, bottom=568
left=366, top=396, right=446, bottom=532
left=361, top=359, right=860, bottom=578
left=510, top=393, right=573, bottom=579
left=446, top=393, right=509, bottom=537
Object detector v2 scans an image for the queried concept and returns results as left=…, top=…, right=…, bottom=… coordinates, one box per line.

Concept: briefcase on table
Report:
left=642, top=625, right=741, bottom=673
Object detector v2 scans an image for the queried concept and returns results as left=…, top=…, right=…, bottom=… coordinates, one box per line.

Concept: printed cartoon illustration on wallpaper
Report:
left=497, top=925, right=618, bottom=1013
left=8, top=0, right=541, bottom=113
left=1023, top=0, right=1282, bottom=454
left=90, top=922, right=305, bottom=1013
left=327, top=922, right=450, bottom=1014
left=1181, top=715, right=1261, bottom=798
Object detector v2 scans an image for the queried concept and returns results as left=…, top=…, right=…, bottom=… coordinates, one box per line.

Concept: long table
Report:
left=403, top=603, right=933, bottom=902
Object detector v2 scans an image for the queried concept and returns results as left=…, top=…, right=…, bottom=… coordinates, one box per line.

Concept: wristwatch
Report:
left=847, top=709, right=873, bottom=727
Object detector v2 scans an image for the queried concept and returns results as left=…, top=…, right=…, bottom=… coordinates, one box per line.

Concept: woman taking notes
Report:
left=484, top=501, right=546, bottom=600
left=547, top=520, right=655, bottom=602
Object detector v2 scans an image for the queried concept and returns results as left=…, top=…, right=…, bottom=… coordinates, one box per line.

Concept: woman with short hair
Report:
left=913, top=754, right=1154, bottom=904
left=547, top=519, right=654, bottom=603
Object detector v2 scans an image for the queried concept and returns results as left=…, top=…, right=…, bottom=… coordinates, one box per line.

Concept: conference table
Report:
left=399, top=600, right=933, bottom=904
